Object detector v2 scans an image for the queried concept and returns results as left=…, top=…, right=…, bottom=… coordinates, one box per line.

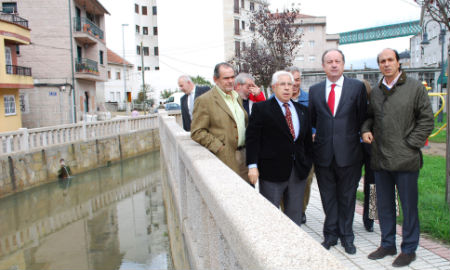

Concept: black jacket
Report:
left=181, top=85, right=210, bottom=131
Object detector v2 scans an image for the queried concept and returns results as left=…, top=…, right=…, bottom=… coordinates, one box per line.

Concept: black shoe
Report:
left=301, top=212, right=306, bottom=224
left=368, top=246, right=397, bottom=260
left=321, top=239, right=337, bottom=250
left=342, top=242, right=356, bottom=255
left=392, top=252, right=416, bottom=267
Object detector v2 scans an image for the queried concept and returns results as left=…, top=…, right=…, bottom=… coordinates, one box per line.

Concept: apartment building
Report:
left=101, top=0, right=159, bottom=103
left=0, top=10, right=33, bottom=132
left=0, top=0, right=109, bottom=128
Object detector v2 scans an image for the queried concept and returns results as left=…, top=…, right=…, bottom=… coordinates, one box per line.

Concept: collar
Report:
left=382, top=72, right=402, bottom=89
left=274, top=96, right=294, bottom=108
left=215, top=85, right=238, bottom=99
left=326, top=75, right=344, bottom=88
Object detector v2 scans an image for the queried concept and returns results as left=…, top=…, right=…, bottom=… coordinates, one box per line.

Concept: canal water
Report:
left=0, top=151, right=173, bottom=270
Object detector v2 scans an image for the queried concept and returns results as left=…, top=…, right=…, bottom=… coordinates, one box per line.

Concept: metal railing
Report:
left=0, top=12, right=29, bottom=28
left=5, top=65, right=32, bottom=76
left=75, top=58, right=99, bottom=75
left=0, top=115, right=158, bottom=155
left=74, top=17, right=104, bottom=40
left=428, top=92, right=447, bottom=138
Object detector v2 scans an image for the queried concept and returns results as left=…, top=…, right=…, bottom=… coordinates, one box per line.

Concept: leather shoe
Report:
left=392, top=252, right=416, bottom=267
left=301, top=212, right=306, bottom=224
left=368, top=246, right=397, bottom=260
left=341, top=242, right=356, bottom=255
left=321, top=239, right=337, bottom=250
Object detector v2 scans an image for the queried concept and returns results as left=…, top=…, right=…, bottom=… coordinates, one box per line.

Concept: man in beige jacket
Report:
left=191, top=62, right=249, bottom=183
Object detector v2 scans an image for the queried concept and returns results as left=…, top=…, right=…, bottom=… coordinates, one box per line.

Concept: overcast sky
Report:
left=101, top=0, right=422, bottom=92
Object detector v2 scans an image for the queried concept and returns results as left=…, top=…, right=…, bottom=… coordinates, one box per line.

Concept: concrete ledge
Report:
left=159, top=114, right=345, bottom=270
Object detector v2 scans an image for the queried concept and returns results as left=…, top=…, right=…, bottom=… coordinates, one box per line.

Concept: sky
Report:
left=101, top=0, right=422, bottom=93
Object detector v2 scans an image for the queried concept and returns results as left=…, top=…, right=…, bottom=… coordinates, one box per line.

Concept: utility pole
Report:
left=141, top=41, right=146, bottom=100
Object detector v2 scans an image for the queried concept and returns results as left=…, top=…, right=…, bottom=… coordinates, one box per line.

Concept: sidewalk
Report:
left=302, top=179, right=450, bottom=270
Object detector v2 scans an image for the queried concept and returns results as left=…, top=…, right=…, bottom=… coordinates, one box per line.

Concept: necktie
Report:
left=243, top=99, right=249, bottom=114
left=283, top=103, right=295, bottom=139
left=328, top=84, right=336, bottom=115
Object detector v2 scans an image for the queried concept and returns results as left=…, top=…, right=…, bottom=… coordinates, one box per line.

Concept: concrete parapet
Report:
left=159, top=113, right=345, bottom=270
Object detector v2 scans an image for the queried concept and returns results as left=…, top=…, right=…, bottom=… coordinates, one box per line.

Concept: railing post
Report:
left=82, top=121, right=87, bottom=141
left=6, top=135, right=12, bottom=153
left=19, top=128, right=29, bottom=152
left=125, top=117, right=130, bottom=133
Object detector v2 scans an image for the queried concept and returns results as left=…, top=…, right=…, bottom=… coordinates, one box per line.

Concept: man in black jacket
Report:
left=362, top=48, right=434, bottom=268
left=246, top=70, right=313, bottom=226
left=178, top=75, right=210, bottom=131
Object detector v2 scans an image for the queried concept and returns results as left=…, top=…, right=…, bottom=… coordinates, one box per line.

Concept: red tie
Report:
left=328, top=84, right=336, bottom=115
left=283, top=103, right=295, bottom=139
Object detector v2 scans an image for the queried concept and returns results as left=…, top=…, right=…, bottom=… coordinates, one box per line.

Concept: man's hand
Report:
left=362, top=132, right=374, bottom=144
left=248, top=167, right=259, bottom=185
left=312, top=134, right=316, bottom=142
left=249, top=85, right=261, bottom=97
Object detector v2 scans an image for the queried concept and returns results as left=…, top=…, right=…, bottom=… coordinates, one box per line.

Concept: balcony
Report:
left=73, top=17, right=104, bottom=44
left=6, top=65, right=32, bottom=76
left=75, top=58, right=99, bottom=76
left=0, top=12, right=29, bottom=28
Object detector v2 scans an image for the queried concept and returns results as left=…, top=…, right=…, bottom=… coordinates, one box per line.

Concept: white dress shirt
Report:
left=325, top=75, right=344, bottom=116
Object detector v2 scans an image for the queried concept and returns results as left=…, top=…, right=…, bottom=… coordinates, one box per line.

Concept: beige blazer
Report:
left=190, top=85, right=248, bottom=175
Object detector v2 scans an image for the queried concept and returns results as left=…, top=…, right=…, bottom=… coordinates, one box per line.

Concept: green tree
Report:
left=160, top=89, right=175, bottom=99
left=191, top=75, right=213, bottom=87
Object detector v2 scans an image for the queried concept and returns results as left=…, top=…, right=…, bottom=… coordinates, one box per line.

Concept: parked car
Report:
left=165, top=102, right=181, bottom=111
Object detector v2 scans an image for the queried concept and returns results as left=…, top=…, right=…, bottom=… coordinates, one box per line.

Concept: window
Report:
left=116, top=71, right=121, bottom=80
left=154, top=47, right=159, bottom=56
left=299, top=41, right=304, bottom=48
left=241, top=21, right=245, bottom=30
left=234, top=19, right=240, bottom=35
left=242, top=42, right=246, bottom=51
left=4, top=95, right=16, bottom=115
left=142, top=6, right=147, bottom=15
left=309, top=40, right=315, bottom=47
left=155, top=66, right=160, bottom=70
left=2, top=2, right=17, bottom=13
left=153, top=27, right=158, bottom=35
left=135, top=4, right=139, bottom=13
left=136, top=25, right=140, bottom=34
left=234, top=0, right=239, bottom=13
left=144, top=67, right=150, bottom=70
left=138, top=66, right=142, bottom=71
left=108, top=70, right=111, bottom=79
left=235, top=41, right=240, bottom=57
left=250, top=23, right=255, bottom=32
left=250, top=2, right=255, bottom=11
left=99, top=50, right=104, bottom=65
left=152, top=6, right=157, bottom=15
left=295, top=55, right=304, bottom=61
left=15, top=45, right=19, bottom=55
left=143, top=46, right=149, bottom=56
left=143, top=27, right=148, bottom=35
left=308, top=55, right=316, bottom=62
left=136, top=46, right=141, bottom=55
left=309, top=26, right=315, bottom=32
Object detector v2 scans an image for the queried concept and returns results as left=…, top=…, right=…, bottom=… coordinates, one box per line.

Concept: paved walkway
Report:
left=302, top=179, right=450, bottom=270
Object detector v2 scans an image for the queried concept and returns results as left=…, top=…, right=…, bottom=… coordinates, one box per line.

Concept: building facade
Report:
left=0, top=10, right=33, bottom=132
left=0, top=0, right=109, bottom=128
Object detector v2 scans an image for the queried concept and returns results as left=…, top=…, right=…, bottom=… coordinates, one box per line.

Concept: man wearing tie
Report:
left=246, top=70, right=313, bottom=226
left=234, top=72, right=265, bottom=115
left=178, top=75, right=210, bottom=131
left=309, top=49, right=367, bottom=254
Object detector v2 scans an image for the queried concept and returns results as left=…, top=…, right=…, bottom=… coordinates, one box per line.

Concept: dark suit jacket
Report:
left=308, top=77, right=367, bottom=167
left=181, top=85, right=210, bottom=131
left=246, top=98, right=313, bottom=182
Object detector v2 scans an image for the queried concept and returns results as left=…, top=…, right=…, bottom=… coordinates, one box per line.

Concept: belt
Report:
left=237, top=145, right=245, bottom=151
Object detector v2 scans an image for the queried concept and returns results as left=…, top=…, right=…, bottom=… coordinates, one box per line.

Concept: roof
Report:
left=107, top=48, right=132, bottom=66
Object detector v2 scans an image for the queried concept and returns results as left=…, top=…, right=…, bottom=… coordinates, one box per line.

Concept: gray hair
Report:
left=178, top=75, right=193, bottom=83
left=285, top=66, right=302, bottom=76
left=321, top=48, right=345, bottom=64
left=213, top=62, right=235, bottom=79
left=271, top=71, right=294, bottom=86
left=235, top=73, right=255, bottom=86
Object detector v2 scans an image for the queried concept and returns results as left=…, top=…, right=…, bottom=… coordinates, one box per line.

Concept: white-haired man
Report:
left=234, top=72, right=265, bottom=115
left=178, top=75, right=210, bottom=131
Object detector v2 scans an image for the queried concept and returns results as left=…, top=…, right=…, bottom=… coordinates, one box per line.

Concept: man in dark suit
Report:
left=246, top=70, right=313, bottom=226
left=178, top=75, right=210, bottom=131
left=309, top=49, right=367, bottom=254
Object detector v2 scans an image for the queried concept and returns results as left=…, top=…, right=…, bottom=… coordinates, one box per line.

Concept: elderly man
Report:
left=178, top=75, right=210, bottom=131
left=309, top=49, right=367, bottom=254
left=362, top=48, right=434, bottom=267
left=234, top=72, right=265, bottom=115
left=191, top=63, right=249, bottom=183
left=246, top=70, right=313, bottom=226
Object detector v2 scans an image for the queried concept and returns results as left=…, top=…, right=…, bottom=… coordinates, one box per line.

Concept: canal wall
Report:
left=0, top=128, right=160, bottom=198
left=159, top=113, right=345, bottom=270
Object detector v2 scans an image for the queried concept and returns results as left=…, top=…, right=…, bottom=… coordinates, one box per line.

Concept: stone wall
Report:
left=0, top=129, right=159, bottom=198
left=159, top=113, right=345, bottom=270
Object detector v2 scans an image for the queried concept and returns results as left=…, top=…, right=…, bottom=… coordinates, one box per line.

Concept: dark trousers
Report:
left=362, top=143, right=375, bottom=227
left=316, top=159, right=361, bottom=244
left=259, top=166, right=306, bottom=226
left=374, top=170, right=420, bottom=254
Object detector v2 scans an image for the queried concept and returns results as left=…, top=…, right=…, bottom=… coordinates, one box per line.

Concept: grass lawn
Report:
left=428, top=113, right=447, bottom=143
left=358, top=154, right=450, bottom=244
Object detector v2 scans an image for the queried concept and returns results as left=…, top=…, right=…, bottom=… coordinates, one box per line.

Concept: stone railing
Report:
left=0, top=115, right=158, bottom=155
left=159, top=113, right=344, bottom=270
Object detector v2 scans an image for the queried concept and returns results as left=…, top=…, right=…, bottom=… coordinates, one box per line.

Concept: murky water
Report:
left=0, top=151, right=173, bottom=270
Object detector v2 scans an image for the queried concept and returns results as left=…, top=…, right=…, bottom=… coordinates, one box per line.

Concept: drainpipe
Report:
left=68, top=0, right=77, bottom=123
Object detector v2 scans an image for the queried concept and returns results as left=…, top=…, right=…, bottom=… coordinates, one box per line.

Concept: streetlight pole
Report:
left=421, top=20, right=447, bottom=122
left=122, top=23, right=129, bottom=114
